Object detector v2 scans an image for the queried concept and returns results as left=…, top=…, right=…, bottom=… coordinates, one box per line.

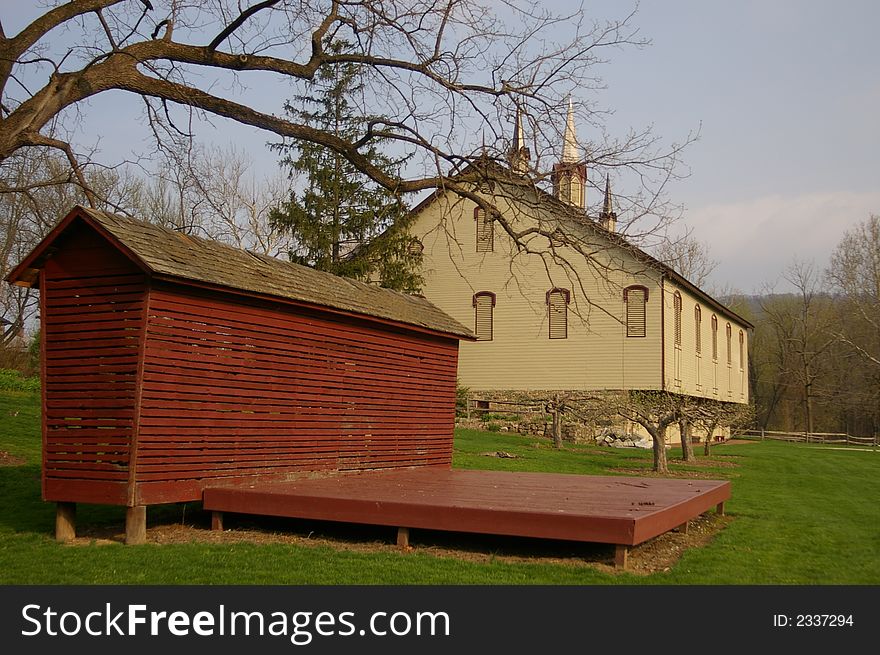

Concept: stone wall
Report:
left=456, top=389, right=729, bottom=444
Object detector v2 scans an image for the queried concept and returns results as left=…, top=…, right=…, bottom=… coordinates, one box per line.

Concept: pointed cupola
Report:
left=551, top=97, right=587, bottom=209
left=508, top=104, right=531, bottom=174
left=599, top=175, right=617, bottom=232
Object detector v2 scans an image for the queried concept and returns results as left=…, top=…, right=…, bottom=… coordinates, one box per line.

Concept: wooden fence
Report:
left=738, top=429, right=879, bottom=447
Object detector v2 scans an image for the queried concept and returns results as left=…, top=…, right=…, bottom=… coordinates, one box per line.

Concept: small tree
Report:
left=269, top=40, right=421, bottom=292
left=695, top=401, right=755, bottom=456
left=677, top=414, right=695, bottom=462
left=605, top=391, right=683, bottom=473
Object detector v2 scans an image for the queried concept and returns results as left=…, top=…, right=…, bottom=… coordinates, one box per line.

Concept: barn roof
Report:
left=8, top=206, right=473, bottom=340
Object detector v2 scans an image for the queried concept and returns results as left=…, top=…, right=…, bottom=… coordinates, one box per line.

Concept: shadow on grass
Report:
left=215, top=512, right=616, bottom=566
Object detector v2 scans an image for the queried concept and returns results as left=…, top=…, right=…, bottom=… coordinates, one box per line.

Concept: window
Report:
left=673, top=291, right=682, bottom=347
left=407, top=238, right=424, bottom=255
left=739, top=330, right=745, bottom=370
left=624, top=286, right=648, bottom=338
left=547, top=288, right=570, bottom=339
left=475, top=207, right=493, bottom=252
left=726, top=323, right=732, bottom=365
left=549, top=229, right=565, bottom=248
left=711, top=314, right=718, bottom=360
left=559, top=176, right=572, bottom=203
left=473, top=292, right=495, bottom=341
left=695, top=305, right=702, bottom=354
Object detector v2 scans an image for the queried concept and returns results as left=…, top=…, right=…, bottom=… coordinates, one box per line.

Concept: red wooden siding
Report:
left=41, top=224, right=146, bottom=505
left=134, top=283, right=459, bottom=505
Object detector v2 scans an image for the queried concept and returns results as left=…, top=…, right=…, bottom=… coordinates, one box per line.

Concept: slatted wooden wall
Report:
left=42, top=224, right=146, bottom=505
left=134, top=282, right=459, bottom=505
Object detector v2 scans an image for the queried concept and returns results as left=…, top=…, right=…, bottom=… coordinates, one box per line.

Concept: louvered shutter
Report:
left=711, top=316, right=718, bottom=360
left=726, top=323, right=732, bottom=364
left=547, top=289, right=568, bottom=339
left=473, top=293, right=494, bottom=340
left=673, top=292, right=682, bottom=346
left=625, top=287, right=646, bottom=337
left=475, top=208, right=494, bottom=252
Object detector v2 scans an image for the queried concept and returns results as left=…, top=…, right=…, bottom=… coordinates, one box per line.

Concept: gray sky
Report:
left=5, top=1, right=878, bottom=293
left=593, top=0, right=879, bottom=292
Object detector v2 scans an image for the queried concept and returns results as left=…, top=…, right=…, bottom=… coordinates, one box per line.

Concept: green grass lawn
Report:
left=0, top=390, right=877, bottom=584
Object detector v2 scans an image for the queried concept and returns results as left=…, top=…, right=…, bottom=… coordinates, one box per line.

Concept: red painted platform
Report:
left=202, top=468, right=730, bottom=548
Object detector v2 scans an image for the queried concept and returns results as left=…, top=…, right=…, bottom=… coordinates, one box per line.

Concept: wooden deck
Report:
left=203, top=468, right=730, bottom=567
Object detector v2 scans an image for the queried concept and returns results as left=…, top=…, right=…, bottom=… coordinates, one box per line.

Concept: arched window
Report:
left=624, top=285, right=649, bottom=338
left=407, top=238, right=424, bottom=255
left=474, top=207, right=493, bottom=252
left=473, top=292, right=496, bottom=341
left=711, top=314, right=718, bottom=361
left=726, top=323, right=733, bottom=365
left=739, top=330, right=745, bottom=370
left=673, top=291, right=682, bottom=346
left=546, top=288, right=570, bottom=339
left=694, top=305, right=702, bottom=354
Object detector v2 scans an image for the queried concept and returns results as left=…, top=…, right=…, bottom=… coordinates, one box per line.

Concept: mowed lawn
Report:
left=0, top=389, right=877, bottom=584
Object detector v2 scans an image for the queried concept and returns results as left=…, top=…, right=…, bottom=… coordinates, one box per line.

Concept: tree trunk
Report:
left=678, top=417, right=693, bottom=461
left=551, top=394, right=563, bottom=449
left=804, top=383, right=814, bottom=438
left=651, top=427, right=668, bottom=473
left=703, top=420, right=719, bottom=456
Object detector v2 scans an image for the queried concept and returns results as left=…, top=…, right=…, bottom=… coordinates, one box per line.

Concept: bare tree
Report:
left=827, top=215, right=880, bottom=369
left=676, top=413, right=695, bottom=462
left=759, top=261, right=835, bottom=435
left=602, top=390, right=683, bottom=473
left=691, top=400, right=753, bottom=456
left=0, top=146, right=137, bottom=338
left=131, top=143, right=291, bottom=255
left=0, top=1, right=690, bottom=282
left=653, top=232, right=717, bottom=288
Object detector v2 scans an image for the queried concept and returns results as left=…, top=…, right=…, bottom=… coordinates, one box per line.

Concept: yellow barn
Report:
left=405, top=104, right=751, bottom=410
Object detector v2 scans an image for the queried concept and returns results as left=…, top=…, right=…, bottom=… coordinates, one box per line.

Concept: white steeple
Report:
left=561, top=96, right=579, bottom=163
left=552, top=96, right=587, bottom=209
left=508, top=104, right=530, bottom=174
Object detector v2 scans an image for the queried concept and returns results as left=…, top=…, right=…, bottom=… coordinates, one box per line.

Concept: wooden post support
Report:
left=125, top=505, right=147, bottom=545
left=614, top=544, right=629, bottom=569
left=716, top=502, right=725, bottom=516
left=397, top=527, right=410, bottom=549
left=678, top=521, right=689, bottom=534
left=55, top=502, right=76, bottom=542
left=211, top=511, right=224, bottom=532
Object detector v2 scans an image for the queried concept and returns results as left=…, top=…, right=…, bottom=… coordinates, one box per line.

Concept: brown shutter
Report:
left=475, top=207, right=494, bottom=252
left=625, top=287, right=647, bottom=337
left=473, top=292, right=495, bottom=340
left=739, top=330, right=745, bottom=370
left=711, top=315, right=718, bottom=360
left=673, top=292, right=682, bottom=346
left=547, top=289, right=569, bottom=339
left=726, top=323, right=732, bottom=364
left=695, top=305, right=702, bottom=354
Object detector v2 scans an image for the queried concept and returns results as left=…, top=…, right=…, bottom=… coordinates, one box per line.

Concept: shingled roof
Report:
left=8, top=206, right=473, bottom=340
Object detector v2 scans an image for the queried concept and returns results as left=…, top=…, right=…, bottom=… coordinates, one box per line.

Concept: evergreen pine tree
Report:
left=269, top=40, right=422, bottom=292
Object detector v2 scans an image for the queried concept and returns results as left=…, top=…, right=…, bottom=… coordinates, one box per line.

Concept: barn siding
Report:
left=42, top=225, right=147, bottom=504
left=661, top=280, right=750, bottom=404
left=134, top=283, right=458, bottom=504
left=411, top=193, right=664, bottom=391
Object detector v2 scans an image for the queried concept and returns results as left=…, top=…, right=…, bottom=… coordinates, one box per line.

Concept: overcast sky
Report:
left=5, top=1, right=878, bottom=293
left=593, top=0, right=880, bottom=293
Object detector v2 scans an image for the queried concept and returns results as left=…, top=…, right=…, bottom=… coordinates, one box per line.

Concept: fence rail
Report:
left=739, top=429, right=879, bottom=447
